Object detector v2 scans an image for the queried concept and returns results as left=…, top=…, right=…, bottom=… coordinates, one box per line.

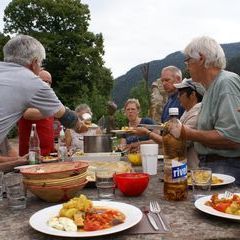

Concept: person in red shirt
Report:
left=18, top=70, right=55, bottom=156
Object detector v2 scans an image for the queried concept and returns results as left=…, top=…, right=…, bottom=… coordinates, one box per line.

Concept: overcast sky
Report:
left=0, top=0, right=240, bottom=78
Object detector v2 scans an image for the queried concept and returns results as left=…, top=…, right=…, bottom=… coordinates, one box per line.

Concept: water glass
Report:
left=4, top=173, right=27, bottom=210
left=96, top=168, right=115, bottom=201
left=0, top=171, right=3, bottom=201
left=191, top=168, right=212, bottom=201
left=140, top=144, right=158, bottom=175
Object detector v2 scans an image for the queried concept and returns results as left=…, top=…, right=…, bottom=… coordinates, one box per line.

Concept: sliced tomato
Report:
left=213, top=202, right=232, bottom=212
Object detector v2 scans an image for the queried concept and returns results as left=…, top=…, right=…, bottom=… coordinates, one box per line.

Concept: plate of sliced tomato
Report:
left=194, top=193, right=240, bottom=220
left=29, top=201, right=142, bottom=237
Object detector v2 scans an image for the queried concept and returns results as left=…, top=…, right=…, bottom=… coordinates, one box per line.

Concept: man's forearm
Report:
left=0, top=156, right=19, bottom=163
left=185, top=127, right=240, bottom=149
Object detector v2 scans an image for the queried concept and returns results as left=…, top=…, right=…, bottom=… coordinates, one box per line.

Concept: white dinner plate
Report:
left=14, top=164, right=38, bottom=170
left=211, top=173, right=235, bottom=186
left=72, top=152, right=121, bottom=161
left=29, top=201, right=142, bottom=237
left=138, top=124, right=163, bottom=130
left=194, top=193, right=240, bottom=221
left=111, top=130, right=134, bottom=134
left=188, top=173, right=235, bottom=187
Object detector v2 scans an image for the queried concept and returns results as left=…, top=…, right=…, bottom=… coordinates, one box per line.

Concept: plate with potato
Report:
left=187, top=173, right=235, bottom=187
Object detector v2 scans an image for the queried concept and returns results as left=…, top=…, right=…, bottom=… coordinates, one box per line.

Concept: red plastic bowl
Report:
left=115, top=173, right=149, bottom=196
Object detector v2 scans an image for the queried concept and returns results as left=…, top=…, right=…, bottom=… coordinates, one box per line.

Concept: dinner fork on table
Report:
left=149, top=200, right=171, bottom=232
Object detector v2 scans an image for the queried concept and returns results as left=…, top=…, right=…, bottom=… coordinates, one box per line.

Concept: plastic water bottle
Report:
left=28, top=124, right=41, bottom=164
left=162, top=108, right=188, bottom=201
left=58, top=125, right=68, bottom=161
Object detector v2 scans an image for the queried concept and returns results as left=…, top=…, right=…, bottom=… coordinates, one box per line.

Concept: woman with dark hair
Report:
left=134, top=79, right=205, bottom=169
left=173, top=78, right=205, bottom=169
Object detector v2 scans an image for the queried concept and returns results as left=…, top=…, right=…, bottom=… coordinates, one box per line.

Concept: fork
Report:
left=150, top=201, right=171, bottom=232
left=224, top=190, right=233, bottom=198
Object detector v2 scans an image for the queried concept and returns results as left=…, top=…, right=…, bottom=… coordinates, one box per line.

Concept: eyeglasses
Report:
left=184, top=56, right=193, bottom=65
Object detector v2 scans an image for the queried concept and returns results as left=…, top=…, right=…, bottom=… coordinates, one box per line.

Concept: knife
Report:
left=142, top=206, right=159, bottom=230
left=145, top=211, right=159, bottom=230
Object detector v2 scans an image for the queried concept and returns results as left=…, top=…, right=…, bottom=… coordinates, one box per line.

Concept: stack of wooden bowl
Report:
left=20, top=162, right=89, bottom=202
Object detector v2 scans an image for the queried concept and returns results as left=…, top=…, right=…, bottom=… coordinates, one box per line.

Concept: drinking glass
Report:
left=4, top=172, right=27, bottom=210
left=140, top=144, right=158, bottom=175
left=96, top=168, right=115, bottom=201
left=191, top=167, right=212, bottom=201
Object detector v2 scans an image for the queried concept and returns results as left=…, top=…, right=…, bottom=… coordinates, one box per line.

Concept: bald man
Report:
left=18, top=69, right=55, bottom=156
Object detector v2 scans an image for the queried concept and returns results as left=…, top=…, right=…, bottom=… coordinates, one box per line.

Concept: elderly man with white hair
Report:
left=160, top=66, right=185, bottom=123
left=179, top=36, right=240, bottom=183
left=0, top=34, right=88, bottom=152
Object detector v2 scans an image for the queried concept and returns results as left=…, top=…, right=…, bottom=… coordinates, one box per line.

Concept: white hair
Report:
left=3, top=34, right=46, bottom=66
left=161, top=66, right=182, bottom=80
left=75, top=104, right=92, bottom=115
left=184, top=36, right=226, bottom=69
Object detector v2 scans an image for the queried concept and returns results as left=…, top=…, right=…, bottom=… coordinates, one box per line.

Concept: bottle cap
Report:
left=60, top=125, right=65, bottom=137
left=169, top=107, right=179, bottom=116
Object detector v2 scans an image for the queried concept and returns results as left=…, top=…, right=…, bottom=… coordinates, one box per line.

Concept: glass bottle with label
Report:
left=162, top=107, right=187, bottom=201
left=28, top=124, right=40, bottom=164
left=58, top=125, right=68, bottom=161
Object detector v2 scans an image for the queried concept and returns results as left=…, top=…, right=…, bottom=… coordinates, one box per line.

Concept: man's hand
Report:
left=133, top=127, right=149, bottom=136
left=18, top=154, right=29, bottom=161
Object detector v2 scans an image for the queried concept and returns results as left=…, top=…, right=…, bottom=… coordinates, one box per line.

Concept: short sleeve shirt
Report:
left=161, top=92, right=185, bottom=123
left=125, top=117, right=155, bottom=144
left=194, top=70, right=240, bottom=157
left=0, top=62, right=63, bottom=144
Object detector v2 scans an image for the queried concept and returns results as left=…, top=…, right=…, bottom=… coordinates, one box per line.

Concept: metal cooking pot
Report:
left=83, top=135, right=112, bottom=153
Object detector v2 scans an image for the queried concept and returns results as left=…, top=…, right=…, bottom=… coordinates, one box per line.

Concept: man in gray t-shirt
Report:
left=0, top=34, right=87, bottom=145
left=180, top=36, right=240, bottom=184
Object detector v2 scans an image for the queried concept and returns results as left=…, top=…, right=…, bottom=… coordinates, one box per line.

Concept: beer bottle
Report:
left=28, top=124, right=41, bottom=164
left=162, top=108, right=187, bottom=201
left=58, top=125, right=68, bottom=161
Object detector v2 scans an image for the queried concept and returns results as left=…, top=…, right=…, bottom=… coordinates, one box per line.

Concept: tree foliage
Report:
left=129, top=79, right=150, bottom=117
left=1, top=0, right=113, bottom=120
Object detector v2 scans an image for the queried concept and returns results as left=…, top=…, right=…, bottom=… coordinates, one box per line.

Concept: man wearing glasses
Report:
left=176, top=36, right=240, bottom=184
left=0, top=35, right=88, bottom=162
